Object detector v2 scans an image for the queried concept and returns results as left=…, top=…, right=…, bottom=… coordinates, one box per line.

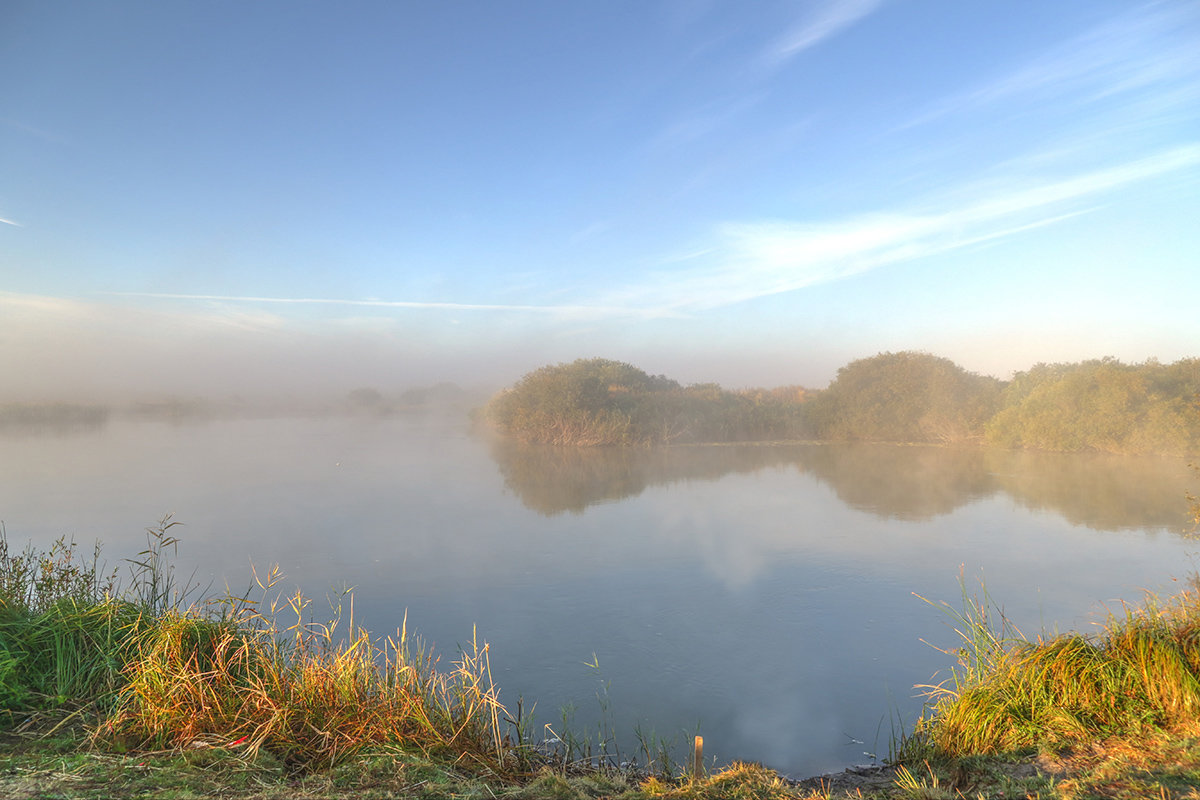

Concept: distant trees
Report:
left=343, top=383, right=482, bottom=416
left=805, top=352, right=1002, bottom=444
left=485, top=358, right=667, bottom=445
left=0, top=403, right=110, bottom=430
left=346, top=387, right=387, bottom=412
left=985, top=358, right=1200, bottom=455
left=485, top=353, right=1200, bottom=455
left=484, top=358, right=810, bottom=446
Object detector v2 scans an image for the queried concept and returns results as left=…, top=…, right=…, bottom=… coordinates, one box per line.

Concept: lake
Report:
left=1, top=412, right=1196, bottom=778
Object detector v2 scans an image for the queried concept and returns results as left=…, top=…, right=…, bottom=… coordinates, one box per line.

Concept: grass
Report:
left=888, top=571, right=1200, bottom=797
left=0, top=520, right=517, bottom=777
left=5, top=521, right=1200, bottom=798
left=906, top=577, right=1200, bottom=762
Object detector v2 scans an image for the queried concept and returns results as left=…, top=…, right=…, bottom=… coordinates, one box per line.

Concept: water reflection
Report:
left=985, top=449, right=1194, bottom=532
left=0, top=404, right=111, bottom=436
left=488, top=439, right=802, bottom=514
left=491, top=440, right=1195, bottom=533
left=801, top=444, right=995, bottom=520
left=2, top=417, right=1197, bottom=779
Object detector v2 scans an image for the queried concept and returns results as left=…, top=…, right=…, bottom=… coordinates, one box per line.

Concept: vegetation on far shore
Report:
left=484, top=358, right=810, bottom=447
left=0, top=381, right=488, bottom=432
left=484, top=353, right=1200, bottom=455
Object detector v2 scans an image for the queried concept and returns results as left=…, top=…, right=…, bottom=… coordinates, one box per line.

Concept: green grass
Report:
left=906, top=575, right=1200, bottom=767
left=0, top=520, right=517, bottom=777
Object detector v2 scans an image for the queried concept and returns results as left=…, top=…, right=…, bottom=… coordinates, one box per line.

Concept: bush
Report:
left=984, top=358, right=1200, bottom=455
left=485, top=358, right=810, bottom=446
left=805, top=351, right=1002, bottom=444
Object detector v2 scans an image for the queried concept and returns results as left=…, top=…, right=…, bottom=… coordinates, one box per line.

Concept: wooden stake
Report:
left=692, top=735, right=703, bottom=780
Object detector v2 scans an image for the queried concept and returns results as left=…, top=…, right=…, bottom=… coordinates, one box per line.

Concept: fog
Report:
left=0, top=292, right=858, bottom=405
left=5, top=291, right=1189, bottom=408
left=1, top=293, right=483, bottom=404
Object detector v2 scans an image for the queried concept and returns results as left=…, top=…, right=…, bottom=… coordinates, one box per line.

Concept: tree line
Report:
left=484, top=358, right=808, bottom=446
left=483, top=353, right=1200, bottom=455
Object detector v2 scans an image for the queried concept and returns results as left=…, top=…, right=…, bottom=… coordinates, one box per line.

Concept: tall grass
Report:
left=0, top=523, right=517, bottom=774
left=0, top=524, right=137, bottom=716
left=124, top=515, right=194, bottom=615
left=104, top=608, right=510, bottom=770
left=0, top=523, right=116, bottom=613
left=908, top=578, right=1200, bottom=759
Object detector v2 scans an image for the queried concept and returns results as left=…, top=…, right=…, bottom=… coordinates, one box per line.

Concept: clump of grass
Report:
left=635, top=761, right=839, bottom=800
left=909, top=578, right=1200, bottom=759
left=0, top=598, right=144, bottom=715
left=892, top=762, right=952, bottom=800
left=101, top=570, right=514, bottom=772
left=0, top=524, right=138, bottom=719
left=1, top=522, right=517, bottom=775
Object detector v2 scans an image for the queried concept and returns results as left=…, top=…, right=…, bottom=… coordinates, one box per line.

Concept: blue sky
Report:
left=2, top=1, right=1198, bottom=399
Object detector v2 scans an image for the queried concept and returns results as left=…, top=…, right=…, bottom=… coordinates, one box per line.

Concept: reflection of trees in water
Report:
left=0, top=404, right=110, bottom=436
left=490, top=438, right=1197, bottom=534
left=984, top=449, right=1194, bottom=532
left=488, top=440, right=803, bottom=516
left=798, top=444, right=998, bottom=521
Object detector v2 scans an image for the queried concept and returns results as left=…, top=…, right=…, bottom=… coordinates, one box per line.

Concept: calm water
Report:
left=1, top=413, right=1196, bottom=777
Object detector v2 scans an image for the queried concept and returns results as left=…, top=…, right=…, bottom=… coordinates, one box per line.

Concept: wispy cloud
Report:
left=763, top=0, right=882, bottom=68
left=1, top=117, right=69, bottom=145
left=646, top=90, right=770, bottom=153
left=103, top=144, right=1200, bottom=323
left=601, top=144, right=1200, bottom=312
left=106, top=292, right=684, bottom=321
left=0, top=217, right=22, bottom=227
left=568, top=220, right=613, bottom=244
left=1, top=290, right=285, bottom=335
left=900, top=4, right=1200, bottom=131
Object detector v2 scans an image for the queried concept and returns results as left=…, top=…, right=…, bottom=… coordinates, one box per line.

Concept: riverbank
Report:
left=5, top=715, right=1200, bottom=798
left=4, top=527, right=1200, bottom=798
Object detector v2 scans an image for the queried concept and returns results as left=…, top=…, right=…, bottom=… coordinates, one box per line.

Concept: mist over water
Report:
left=1, top=413, right=1195, bottom=777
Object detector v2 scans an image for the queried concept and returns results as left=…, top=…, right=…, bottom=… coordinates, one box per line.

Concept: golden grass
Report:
left=913, top=584, right=1200, bottom=759
left=100, top=597, right=511, bottom=772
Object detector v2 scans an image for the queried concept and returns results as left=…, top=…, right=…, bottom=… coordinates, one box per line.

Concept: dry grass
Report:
left=2, top=528, right=515, bottom=775
left=911, top=581, right=1200, bottom=760
left=100, top=584, right=512, bottom=772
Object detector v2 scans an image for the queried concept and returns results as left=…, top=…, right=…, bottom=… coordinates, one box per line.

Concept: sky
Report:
left=2, top=0, right=1199, bottom=401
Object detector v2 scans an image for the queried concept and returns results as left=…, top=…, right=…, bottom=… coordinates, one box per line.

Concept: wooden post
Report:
left=692, top=735, right=703, bottom=781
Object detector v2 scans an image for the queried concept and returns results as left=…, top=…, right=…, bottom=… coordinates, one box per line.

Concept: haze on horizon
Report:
left=2, top=1, right=1199, bottom=403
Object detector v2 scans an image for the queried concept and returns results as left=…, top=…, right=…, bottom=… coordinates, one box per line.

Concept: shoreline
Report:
left=3, top=504, right=1199, bottom=798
